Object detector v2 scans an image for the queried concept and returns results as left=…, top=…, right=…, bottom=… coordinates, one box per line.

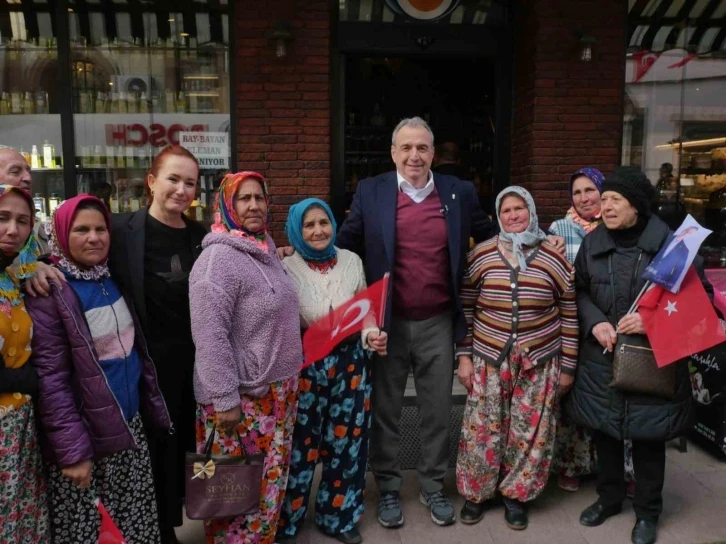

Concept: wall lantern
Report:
left=272, top=23, right=293, bottom=59
left=575, top=30, right=597, bottom=62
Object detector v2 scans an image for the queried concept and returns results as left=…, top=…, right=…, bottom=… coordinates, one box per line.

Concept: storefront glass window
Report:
left=69, top=0, right=231, bottom=222
left=0, top=4, right=64, bottom=222
left=624, top=4, right=726, bottom=266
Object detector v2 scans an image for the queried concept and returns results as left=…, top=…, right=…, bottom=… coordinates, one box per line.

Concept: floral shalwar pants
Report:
left=196, top=375, right=299, bottom=544
left=278, top=340, right=372, bottom=538
left=456, top=347, right=560, bottom=503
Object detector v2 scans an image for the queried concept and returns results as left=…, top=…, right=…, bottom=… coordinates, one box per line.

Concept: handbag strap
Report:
left=204, top=425, right=217, bottom=461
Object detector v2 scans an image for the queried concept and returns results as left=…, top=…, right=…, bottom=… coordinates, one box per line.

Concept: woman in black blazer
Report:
left=108, top=145, right=207, bottom=544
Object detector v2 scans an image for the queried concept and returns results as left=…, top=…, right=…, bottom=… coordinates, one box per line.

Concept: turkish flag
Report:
left=96, top=499, right=127, bottom=544
left=302, top=274, right=389, bottom=368
left=633, top=51, right=661, bottom=83
left=638, top=268, right=726, bottom=368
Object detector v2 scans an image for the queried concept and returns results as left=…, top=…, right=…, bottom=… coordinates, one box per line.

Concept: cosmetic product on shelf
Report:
left=165, top=90, right=176, bottom=113
left=176, top=91, right=187, bottom=113
left=35, top=90, right=48, bottom=114
left=33, top=193, right=47, bottom=222
left=42, top=140, right=56, bottom=169
left=30, top=145, right=40, bottom=169
left=116, top=145, right=125, bottom=168
left=95, top=92, right=106, bottom=114
left=105, top=146, right=115, bottom=168
left=139, top=92, right=149, bottom=113
left=118, top=92, right=128, bottom=114
left=80, top=146, right=89, bottom=168
left=109, top=194, right=120, bottom=214
left=126, top=92, right=137, bottom=114
left=22, top=92, right=34, bottom=114
left=94, top=145, right=104, bottom=168
left=110, top=92, right=120, bottom=113
left=10, top=92, right=22, bottom=114
left=48, top=193, right=61, bottom=216
left=125, top=146, right=136, bottom=168
left=0, top=93, right=9, bottom=115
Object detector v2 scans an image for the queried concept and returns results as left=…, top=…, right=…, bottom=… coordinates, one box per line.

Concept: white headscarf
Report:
left=495, top=186, right=547, bottom=271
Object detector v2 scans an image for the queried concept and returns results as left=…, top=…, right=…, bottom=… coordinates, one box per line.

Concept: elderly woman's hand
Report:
left=276, top=246, right=295, bottom=260
left=216, top=406, right=241, bottom=435
left=457, top=355, right=475, bottom=392
left=545, top=235, right=566, bottom=255
left=25, top=261, right=66, bottom=297
left=366, top=330, right=388, bottom=356
left=618, top=312, right=646, bottom=335
left=592, top=322, right=618, bottom=352
left=558, top=373, right=575, bottom=396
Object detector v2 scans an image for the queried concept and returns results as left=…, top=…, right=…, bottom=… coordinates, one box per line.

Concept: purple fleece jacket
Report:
left=190, top=232, right=303, bottom=411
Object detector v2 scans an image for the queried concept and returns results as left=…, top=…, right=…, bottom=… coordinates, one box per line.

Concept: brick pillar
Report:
left=511, top=0, right=627, bottom=225
left=236, top=0, right=331, bottom=241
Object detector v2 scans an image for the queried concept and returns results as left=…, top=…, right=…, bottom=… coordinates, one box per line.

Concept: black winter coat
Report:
left=566, top=214, right=711, bottom=441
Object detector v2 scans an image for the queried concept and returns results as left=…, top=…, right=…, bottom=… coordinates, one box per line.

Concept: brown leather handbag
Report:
left=607, top=253, right=676, bottom=400
left=185, top=426, right=264, bottom=520
left=610, top=333, right=677, bottom=400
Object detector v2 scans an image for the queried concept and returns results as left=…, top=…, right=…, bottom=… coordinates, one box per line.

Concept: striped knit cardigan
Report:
left=455, top=236, right=579, bottom=375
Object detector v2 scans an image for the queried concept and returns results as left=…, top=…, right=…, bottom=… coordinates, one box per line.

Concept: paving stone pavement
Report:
left=176, top=439, right=726, bottom=544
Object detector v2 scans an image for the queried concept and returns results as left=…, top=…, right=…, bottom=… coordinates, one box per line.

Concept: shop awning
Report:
left=339, top=0, right=503, bottom=25
left=628, top=0, right=726, bottom=54
left=0, top=0, right=228, bottom=45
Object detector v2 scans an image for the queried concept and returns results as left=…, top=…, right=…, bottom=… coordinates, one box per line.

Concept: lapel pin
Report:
left=452, top=194, right=456, bottom=200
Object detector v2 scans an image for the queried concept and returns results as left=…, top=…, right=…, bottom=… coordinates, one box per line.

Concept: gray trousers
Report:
left=369, top=311, right=454, bottom=494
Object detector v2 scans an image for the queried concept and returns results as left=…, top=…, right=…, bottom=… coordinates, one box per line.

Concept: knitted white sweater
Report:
left=282, top=248, right=377, bottom=346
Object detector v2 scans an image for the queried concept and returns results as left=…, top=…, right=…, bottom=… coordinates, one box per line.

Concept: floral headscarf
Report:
left=212, top=171, right=270, bottom=251
left=495, top=186, right=547, bottom=271
left=47, top=194, right=112, bottom=281
left=0, top=185, right=38, bottom=310
left=567, top=167, right=605, bottom=232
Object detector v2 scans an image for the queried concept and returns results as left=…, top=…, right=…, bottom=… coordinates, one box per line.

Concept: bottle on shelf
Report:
left=110, top=92, right=120, bottom=113
left=116, top=145, right=125, bottom=168
left=176, top=91, right=187, bottom=113
left=30, top=145, right=40, bottom=169
left=105, top=146, right=115, bottom=168
left=35, top=90, right=48, bottom=114
left=19, top=147, right=30, bottom=165
left=139, top=92, right=149, bottom=113
left=0, top=93, right=9, bottom=115
left=126, top=92, right=137, bottom=114
left=125, top=146, right=135, bottom=168
left=109, top=193, right=120, bottom=214
left=95, top=92, right=105, bottom=114
left=48, top=193, right=61, bottom=216
left=80, top=146, right=89, bottom=168
left=42, top=140, right=56, bottom=169
left=118, top=92, right=128, bottom=114
left=94, top=145, right=104, bottom=168
left=33, top=193, right=47, bottom=222
left=23, top=92, right=34, bottom=114
left=165, top=90, right=176, bottom=113
left=130, top=196, right=140, bottom=212
left=10, top=92, right=22, bottom=114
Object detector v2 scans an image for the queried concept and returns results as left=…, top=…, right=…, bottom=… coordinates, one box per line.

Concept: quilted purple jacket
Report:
left=25, top=282, right=171, bottom=468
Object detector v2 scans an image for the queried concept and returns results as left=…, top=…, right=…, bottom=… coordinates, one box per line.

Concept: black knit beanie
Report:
left=600, top=166, right=656, bottom=218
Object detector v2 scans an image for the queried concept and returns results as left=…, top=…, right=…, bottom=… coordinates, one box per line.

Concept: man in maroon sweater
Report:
left=335, top=117, right=500, bottom=531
